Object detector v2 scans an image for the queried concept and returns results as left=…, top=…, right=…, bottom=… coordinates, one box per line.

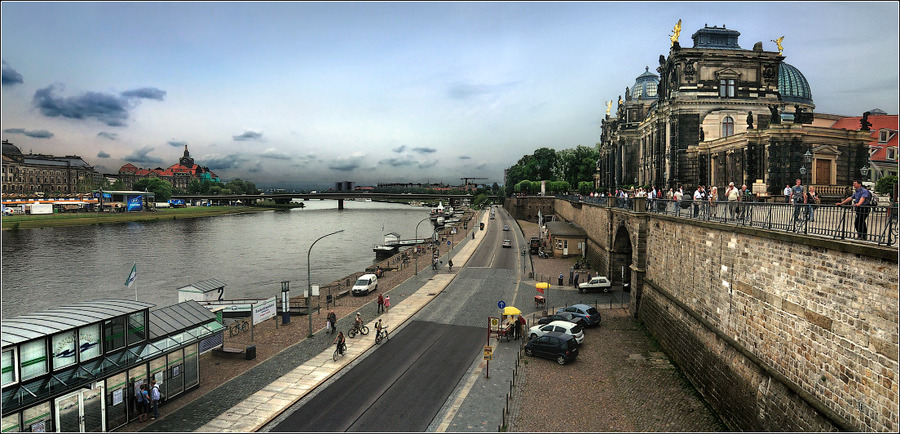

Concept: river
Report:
left=0, top=200, right=440, bottom=319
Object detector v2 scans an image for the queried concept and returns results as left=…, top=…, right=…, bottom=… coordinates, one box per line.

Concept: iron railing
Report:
left=556, top=195, right=898, bottom=247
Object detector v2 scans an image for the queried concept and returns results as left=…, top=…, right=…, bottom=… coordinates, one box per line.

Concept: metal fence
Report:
left=557, top=195, right=898, bottom=247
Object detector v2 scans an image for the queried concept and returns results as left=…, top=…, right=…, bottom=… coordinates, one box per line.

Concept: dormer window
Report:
left=879, top=129, right=890, bottom=143
left=888, top=148, right=897, bottom=161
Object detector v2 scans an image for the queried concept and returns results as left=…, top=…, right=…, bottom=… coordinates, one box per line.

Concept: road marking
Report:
left=435, top=338, right=495, bottom=432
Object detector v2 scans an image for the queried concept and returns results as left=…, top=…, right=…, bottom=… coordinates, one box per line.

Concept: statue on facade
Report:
left=769, top=105, right=781, bottom=124
left=699, top=128, right=705, bottom=142
left=746, top=112, right=754, bottom=129
left=625, top=87, right=631, bottom=101
left=771, top=36, right=784, bottom=55
left=670, top=19, right=681, bottom=47
left=860, top=111, right=872, bottom=131
left=659, top=54, right=666, bottom=66
left=605, top=100, right=612, bottom=116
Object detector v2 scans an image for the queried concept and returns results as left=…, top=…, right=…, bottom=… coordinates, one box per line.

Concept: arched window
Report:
left=721, top=116, right=734, bottom=137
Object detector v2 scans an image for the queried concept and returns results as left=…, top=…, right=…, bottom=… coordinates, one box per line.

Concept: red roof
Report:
left=119, top=163, right=138, bottom=172
left=831, top=114, right=898, bottom=162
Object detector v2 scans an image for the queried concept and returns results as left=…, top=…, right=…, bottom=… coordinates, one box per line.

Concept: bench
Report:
left=213, top=345, right=245, bottom=358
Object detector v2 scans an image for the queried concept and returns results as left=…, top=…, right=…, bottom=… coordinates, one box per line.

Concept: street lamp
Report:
left=414, top=217, right=430, bottom=275
left=307, top=229, right=344, bottom=337
left=860, top=164, right=870, bottom=179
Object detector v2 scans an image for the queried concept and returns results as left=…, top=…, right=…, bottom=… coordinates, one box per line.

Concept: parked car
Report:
left=557, top=304, right=601, bottom=326
left=502, top=239, right=512, bottom=248
left=351, top=274, right=378, bottom=296
left=536, top=312, right=587, bottom=328
left=578, top=276, right=612, bottom=293
left=527, top=320, right=584, bottom=345
left=503, top=224, right=509, bottom=231
left=524, top=331, right=579, bottom=365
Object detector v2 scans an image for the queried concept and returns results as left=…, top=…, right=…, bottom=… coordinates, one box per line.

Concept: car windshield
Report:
left=354, top=279, right=368, bottom=286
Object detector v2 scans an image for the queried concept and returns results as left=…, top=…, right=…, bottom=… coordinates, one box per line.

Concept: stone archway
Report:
left=610, top=224, right=633, bottom=289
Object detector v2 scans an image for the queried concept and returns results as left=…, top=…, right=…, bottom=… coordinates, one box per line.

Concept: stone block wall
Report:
left=642, top=217, right=898, bottom=432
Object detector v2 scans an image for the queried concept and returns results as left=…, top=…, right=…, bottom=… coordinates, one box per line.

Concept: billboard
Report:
left=126, top=195, right=143, bottom=211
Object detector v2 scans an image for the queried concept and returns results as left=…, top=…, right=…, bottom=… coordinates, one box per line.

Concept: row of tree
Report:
left=107, top=178, right=259, bottom=202
left=504, top=145, right=601, bottom=196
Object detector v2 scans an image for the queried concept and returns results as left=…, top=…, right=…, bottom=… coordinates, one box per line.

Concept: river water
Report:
left=1, top=200, right=438, bottom=319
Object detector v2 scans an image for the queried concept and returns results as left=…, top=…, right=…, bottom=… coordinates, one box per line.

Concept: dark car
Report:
left=557, top=304, right=602, bottom=327
left=536, top=312, right=587, bottom=328
left=524, top=331, right=579, bottom=365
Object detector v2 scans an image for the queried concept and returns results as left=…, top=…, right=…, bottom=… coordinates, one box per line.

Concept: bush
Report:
left=875, top=175, right=897, bottom=196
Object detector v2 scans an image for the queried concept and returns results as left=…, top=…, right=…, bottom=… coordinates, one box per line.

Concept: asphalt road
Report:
left=270, top=206, right=528, bottom=432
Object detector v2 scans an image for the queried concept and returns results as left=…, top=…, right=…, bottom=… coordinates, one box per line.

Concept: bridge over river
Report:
left=172, top=192, right=500, bottom=208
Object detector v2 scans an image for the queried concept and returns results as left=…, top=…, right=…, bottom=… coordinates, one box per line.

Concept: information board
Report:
left=252, top=296, right=277, bottom=325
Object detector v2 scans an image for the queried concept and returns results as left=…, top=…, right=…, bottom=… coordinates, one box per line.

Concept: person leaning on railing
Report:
left=836, top=181, right=872, bottom=241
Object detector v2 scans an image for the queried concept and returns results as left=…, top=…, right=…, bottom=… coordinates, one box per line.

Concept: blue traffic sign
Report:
left=447, top=240, right=451, bottom=245
left=498, top=300, right=506, bottom=309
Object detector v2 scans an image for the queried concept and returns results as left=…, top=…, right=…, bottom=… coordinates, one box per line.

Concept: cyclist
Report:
left=374, top=319, right=382, bottom=339
left=334, top=331, right=346, bottom=355
left=354, top=312, right=363, bottom=333
left=448, top=259, right=453, bottom=271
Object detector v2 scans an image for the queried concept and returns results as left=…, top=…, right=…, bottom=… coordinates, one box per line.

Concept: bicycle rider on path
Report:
left=333, top=331, right=346, bottom=355
left=375, top=318, right=382, bottom=339
left=354, top=312, right=363, bottom=333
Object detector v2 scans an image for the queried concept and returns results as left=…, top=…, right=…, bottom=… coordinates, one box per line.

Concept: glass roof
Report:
left=2, top=300, right=155, bottom=347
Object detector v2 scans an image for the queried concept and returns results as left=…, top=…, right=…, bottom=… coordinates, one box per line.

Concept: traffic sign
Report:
left=483, top=345, right=493, bottom=360
left=490, top=317, right=499, bottom=328
left=447, top=240, right=451, bottom=246
left=498, top=300, right=506, bottom=309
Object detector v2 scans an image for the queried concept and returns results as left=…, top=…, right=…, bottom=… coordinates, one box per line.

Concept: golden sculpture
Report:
left=606, top=100, right=612, bottom=116
left=670, top=19, right=682, bottom=46
left=771, top=36, right=784, bottom=55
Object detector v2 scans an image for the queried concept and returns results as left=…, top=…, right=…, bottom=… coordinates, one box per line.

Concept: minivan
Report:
left=352, top=274, right=378, bottom=296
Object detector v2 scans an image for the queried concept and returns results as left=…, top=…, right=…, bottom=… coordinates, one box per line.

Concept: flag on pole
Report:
left=125, top=263, right=137, bottom=287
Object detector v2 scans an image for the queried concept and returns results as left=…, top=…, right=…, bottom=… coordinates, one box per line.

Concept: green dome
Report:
left=778, top=63, right=813, bottom=105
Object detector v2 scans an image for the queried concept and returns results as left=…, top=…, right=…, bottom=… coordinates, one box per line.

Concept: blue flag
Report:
left=125, top=263, right=137, bottom=287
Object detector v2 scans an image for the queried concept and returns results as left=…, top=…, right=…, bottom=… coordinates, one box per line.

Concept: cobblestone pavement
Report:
left=508, top=218, right=727, bottom=432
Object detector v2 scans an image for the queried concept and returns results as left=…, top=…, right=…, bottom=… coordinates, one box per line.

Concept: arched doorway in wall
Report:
left=611, top=224, right=633, bottom=289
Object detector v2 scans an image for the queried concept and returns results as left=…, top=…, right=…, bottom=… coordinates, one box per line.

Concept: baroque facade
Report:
left=598, top=24, right=873, bottom=198
left=117, top=145, right=219, bottom=190
left=1, top=140, right=102, bottom=196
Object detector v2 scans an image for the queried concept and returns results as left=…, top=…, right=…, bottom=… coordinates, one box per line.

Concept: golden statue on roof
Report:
left=670, top=19, right=682, bottom=46
left=771, top=36, right=784, bottom=55
left=606, top=100, right=612, bottom=116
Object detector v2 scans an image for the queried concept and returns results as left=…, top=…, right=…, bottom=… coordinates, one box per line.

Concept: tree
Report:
left=578, top=181, right=593, bottom=195
left=110, top=179, right=128, bottom=190
left=875, top=175, right=897, bottom=196
left=133, top=178, right=173, bottom=202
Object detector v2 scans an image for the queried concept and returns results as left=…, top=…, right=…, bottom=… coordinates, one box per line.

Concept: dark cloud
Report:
left=31, top=84, right=165, bottom=127
left=120, top=87, right=166, bottom=101
left=259, top=149, right=291, bottom=160
left=204, top=154, right=243, bottom=170
left=379, top=157, right=416, bottom=167
left=329, top=161, right=361, bottom=171
left=392, top=145, right=406, bottom=153
left=3, top=128, right=53, bottom=138
left=2, top=60, right=24, bottom=85
left=412, top=147, right=437, bottom=154
left=97, top=131, right=118, bottom=140
left=458, top=155, right=472, bottom=160
left=233, top=130, right=263, bottom=141
left=167, top=140, right=187, bottom=148
left=418, top=160, right=438, bottom=169
left=123, top=146, right=164, bottom=166
left=97, top=151, right=110, bottom=158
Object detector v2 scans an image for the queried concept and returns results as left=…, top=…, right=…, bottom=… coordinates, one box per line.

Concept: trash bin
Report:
left=245, top=345, right=256, bottom=360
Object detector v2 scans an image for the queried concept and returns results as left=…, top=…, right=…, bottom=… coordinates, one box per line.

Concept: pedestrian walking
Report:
left=836, top=180, right=872, bottom=240
left=327, top=310, right=337, bottom=333
left=558, top=272, right=564, bottom=286
left=806, top=186, right=820, bottom=221
left=140, top=384, right=151, bottom=422
left=384, top=295, right=391, bottom=310
left=791, top=178, right=807, bottom=225
left=573, top=272, right=579, bottom=287
left=136, top=383, right=147, bottom=422
left=150, top=379, right=161, bottom=420
left=377, top=294, right=385, bottom=313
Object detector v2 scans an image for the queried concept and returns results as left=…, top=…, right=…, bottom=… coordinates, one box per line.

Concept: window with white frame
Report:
left=888, top=148, right=897, bottom=161
left=719, top=79, right=735, bottom=97
left=879, top=129, right=889, bottom=143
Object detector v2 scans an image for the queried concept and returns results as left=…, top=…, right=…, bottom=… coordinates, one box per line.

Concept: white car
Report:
left=578, top=276, right=612, bottom=294
left=351, top=274, right=378, bottom=296
left=527, top=320, right=584, bottom=345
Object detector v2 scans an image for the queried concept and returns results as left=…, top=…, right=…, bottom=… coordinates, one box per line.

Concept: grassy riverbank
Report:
left=1, top=206, right=278, bottom=231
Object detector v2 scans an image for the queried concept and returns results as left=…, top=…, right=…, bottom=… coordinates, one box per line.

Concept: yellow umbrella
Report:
left=502, top=306, right=522, bottom=316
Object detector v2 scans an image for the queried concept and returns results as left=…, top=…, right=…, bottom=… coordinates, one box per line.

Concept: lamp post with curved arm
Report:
left=414, top=217, right=429, bottom=275
left=308, top=229, right=344, bottom=337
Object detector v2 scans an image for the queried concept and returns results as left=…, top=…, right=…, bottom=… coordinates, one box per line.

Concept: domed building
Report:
left=598, top=23, right=871, bottom=197
left=1, top=139, right=101, bottom=197
left=117, top=145, right=219, bottom=191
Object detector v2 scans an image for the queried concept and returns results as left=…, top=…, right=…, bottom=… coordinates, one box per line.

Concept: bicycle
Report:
left=347, top=322, right=369, bottom=338
left=374, top=326, right=389, bottom=344
left=229, top=320, right=249, bottom=337
left=332, top=342, right=347, bottom=361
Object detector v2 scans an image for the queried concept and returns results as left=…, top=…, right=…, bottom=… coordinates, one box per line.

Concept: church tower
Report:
left=179, top=144, right=195, bottom=168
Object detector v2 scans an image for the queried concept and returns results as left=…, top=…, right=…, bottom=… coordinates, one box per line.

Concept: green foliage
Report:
left=110, top=179, right=128, bottom=190
left=505, top=145, right=601, bottom=196
left=875, top=175, right=897, bottom=195
left=132, top=178, right=173, bottom=201
left=224, top=179, right=259, bottom=195
left=473, top=193, right=488, bottom=207
left=578, top=181, right=593, bottom=195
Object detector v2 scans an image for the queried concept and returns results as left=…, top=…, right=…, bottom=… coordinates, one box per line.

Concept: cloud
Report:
left=233, top=130, right=263, bottom=141
left=412, top=147, right=437, bottom=154
left=1, top=60, right=24, bottom=85
left=32, top=84, right=165, bottom=127
left=259, top=148, right=291, bottom=160
left=379, top=157, right=417, bottom=167
left=328, top=153, right=366, bottom=171
left=458, top=155, right=471, bottom=160
left=203, top=154, right=243, bottom=170
left=417, top=159, right=438, bottom=169
left=120, top=87, right=167, bottom=101
left=392, top=145, right=406, bottom=153
left=123, top=146, right=164, bottom=166
left=167, top=140, right=187, bottom=148
left=97, top=131, right=118, bottom=140
left=3, top=128, right=53, bottom=138
left=97, top=151, right=110, bottom=158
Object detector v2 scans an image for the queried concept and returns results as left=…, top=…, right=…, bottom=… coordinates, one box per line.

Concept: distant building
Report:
left=335, top=181, right=356, bottom=191
left=1, top=139, right=102, bottom=196
left=830, top=112, right=898, bottom=183
left=117, top=145, right=219, bottom=190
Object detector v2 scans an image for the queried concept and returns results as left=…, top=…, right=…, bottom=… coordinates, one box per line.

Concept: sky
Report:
left=2, top=2, right=898, bottom=189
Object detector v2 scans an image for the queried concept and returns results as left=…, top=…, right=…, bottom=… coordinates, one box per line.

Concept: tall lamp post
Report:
left=800, top=150, right=812, bottom=187
left=308, top=229, right=344, bottom=337
left=414, top=217, right=429, bottom=275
